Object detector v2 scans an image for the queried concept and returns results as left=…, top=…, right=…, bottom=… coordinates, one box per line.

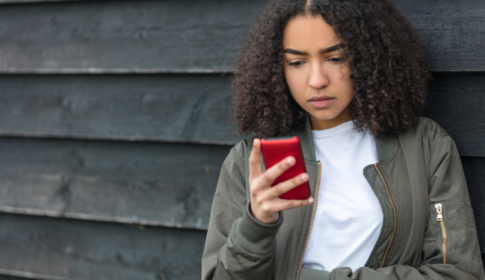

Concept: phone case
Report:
left=260, top=136, right=311, bottom=200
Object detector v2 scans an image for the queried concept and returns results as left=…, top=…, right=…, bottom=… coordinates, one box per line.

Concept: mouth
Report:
left=308, top=96, right=336, bottom=109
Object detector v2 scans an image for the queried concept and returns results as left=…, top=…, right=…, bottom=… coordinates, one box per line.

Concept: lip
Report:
left=308, top=95, right=336, bottom=109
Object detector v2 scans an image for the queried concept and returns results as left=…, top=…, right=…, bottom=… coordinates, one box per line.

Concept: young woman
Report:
left=201, top=0, right=485, bottom=279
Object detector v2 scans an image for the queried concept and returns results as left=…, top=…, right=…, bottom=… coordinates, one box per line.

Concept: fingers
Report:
left=271, top=196, right=314, bottom=212
left=260, top=156, right=295, bottom=185
left=253, top=193, right=314, bottom=216
left=249, top=138, right=262, bottom=179
left=271, top=173, right=309, bottom=197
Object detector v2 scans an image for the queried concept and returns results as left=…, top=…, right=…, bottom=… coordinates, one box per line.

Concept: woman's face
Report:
left=283, top=15, right=354, bottom=130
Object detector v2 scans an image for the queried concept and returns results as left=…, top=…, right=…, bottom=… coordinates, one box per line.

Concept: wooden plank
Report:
left=0, top=213, right=206, bottom=280
left=393, top=0, right=485, bottom=72
left=0, top=0, right=483, bottom=72
left=0, top=74, right=242, bottom=145
left=461, top=157, right=485, bottom=253
left=0, top=0, right=79, bottom=3
left=0, top=275, right=37, bottom=280
left=0, top=212, right=482, bottom=280
left=0, top=137, right=484, bottom=238
left=425, top=74, right=485, bottom=157
left=0, top=74, right=483, bottom=154
left=0, top=137, right=231, bottom=230
left=0, top=0, right=260, bottom=73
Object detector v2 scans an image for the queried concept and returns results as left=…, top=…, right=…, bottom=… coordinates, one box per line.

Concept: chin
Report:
left=311, top=111, right=341, bottom=121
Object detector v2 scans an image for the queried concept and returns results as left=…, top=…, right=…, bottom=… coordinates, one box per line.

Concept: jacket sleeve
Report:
left=201, top=144, right=283, bottom=280
left=300, top=136, right=485, bottom=280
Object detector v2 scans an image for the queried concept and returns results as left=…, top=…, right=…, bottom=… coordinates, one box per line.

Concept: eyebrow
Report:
left=283, top=43, right=346, bottom=55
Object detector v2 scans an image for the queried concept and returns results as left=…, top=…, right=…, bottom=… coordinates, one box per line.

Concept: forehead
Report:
left=282, top=15, right=340, bottom=49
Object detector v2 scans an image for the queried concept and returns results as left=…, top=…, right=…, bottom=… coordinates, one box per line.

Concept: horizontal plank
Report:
left=0, top=213, right=206, bottom=280
left=0, top=137, right=484, bottom=242
left=424, top=73, right=485, bottom=157
left=0, top=73, right=483, bottom=155
left=0, top=0, right=78, bottom=3
left=0, top=74, right=243, bottom=145
left=0, top=0, right=483, bottom=72
left=0, top=213, right=482, bottom=280
left=0, top=137, right=231, bottom=230
left=460, top=157, right=485, bottom=253
left=0, top=275, right=36, bottom=280
left=0, top=0, right=259, bottom=73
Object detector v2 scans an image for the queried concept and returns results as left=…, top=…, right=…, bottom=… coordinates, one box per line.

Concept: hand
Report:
left=249, top=138, right=314, bottom=224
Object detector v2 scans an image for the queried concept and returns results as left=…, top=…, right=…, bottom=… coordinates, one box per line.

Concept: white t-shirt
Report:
left=302, top=120, right=383, bottom=272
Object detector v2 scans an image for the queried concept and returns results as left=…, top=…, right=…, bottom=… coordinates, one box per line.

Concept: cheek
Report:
left=336, top=70, right=355, bottom=101
left=285, top=71, right=306, bottom=102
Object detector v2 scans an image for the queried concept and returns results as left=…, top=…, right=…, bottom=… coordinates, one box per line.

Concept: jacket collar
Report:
left=293, top=112, right=397, bottom=163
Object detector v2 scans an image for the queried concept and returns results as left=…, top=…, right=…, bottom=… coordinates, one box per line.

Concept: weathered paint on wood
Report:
left=0, top=0, right=261, bottom=73
left=0, top=136, right=484, bottom=241
left=461, top=157, right=485, bottom=253
left=425, top=74, right=485, bottom=157
left=0, top=213, right=206, bottom=280
left=0, top=74, right=242, bottom=145
left=0, top=0, right=78, bottom=3
left=0, top=0, right=483, bottom=72
left=0, top=137, right=231, bottom=230
left=0, top=275, right=36, bottom=280
left=0, top=74, right=483, bottom=155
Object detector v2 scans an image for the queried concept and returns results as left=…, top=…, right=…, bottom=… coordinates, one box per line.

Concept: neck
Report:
left=309, top=108, right=352, bottom=130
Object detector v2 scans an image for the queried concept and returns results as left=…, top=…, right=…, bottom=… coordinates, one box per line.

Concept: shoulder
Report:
left=221, top=136, right=256, bottom=175
left=399, top=117, right=453, bottom=156
left=415, top=117, right=449, bottom=141
left=232, top=137, right=256, bottom=162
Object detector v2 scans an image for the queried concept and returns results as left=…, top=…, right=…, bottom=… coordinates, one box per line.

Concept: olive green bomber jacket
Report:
left=201, top=115, right=485, bottom=280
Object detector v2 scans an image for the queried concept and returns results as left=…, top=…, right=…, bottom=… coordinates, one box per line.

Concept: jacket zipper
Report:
left=375, top=163, right=397, bottom=268
left=435, top=203, right=447, bottom=264
left=297, top=161, right=322, bottom=279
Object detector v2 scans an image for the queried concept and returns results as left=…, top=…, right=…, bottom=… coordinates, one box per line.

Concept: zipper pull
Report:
left=435, top=203, right=443, bottom=221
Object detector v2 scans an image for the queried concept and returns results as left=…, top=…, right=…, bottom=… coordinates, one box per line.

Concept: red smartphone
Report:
left=260, top=136, right=311, bottom=200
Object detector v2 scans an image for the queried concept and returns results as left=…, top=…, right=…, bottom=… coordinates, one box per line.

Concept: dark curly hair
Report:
left=232, top=0, right=431, bottom=138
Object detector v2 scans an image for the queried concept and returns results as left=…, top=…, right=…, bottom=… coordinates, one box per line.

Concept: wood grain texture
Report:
left=393, top=0, right=485, bottom=72
left=0, top=136, right=484, bottom=241
left=0, top=74, right=484, bottom=155
left=0, top=0, right=261, bottom=73
left=0, top=213, right=482, bottom=280
left=0, top=0, right=483, bottom=72
left=425, top=74, right=485, bottom=157
left=0, top=74, right=242, bottom=145
left=0, top=275, right=36, bottom=280
left=0, top=213, right=206, bottom=280
left=461, top=157, right=485, bottom=253
left=0, top=0, right=78, bottom=3
left=0, top=137, right=231, bottom=230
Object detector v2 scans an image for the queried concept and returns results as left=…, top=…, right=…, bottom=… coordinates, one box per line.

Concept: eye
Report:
left=288, top=61, right=305, bottom=67
left=329, top=57, right=343, bottom=63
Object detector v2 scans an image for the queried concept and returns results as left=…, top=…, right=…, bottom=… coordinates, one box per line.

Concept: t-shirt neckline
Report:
left=311, top=120, right=354, bottom=138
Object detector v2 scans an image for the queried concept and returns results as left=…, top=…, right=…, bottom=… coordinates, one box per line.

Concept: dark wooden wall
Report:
left=0, top=0, right=483, bottom=279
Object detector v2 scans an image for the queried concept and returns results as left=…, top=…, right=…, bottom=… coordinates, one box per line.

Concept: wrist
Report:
left=250, top=203, right=279, bottom=224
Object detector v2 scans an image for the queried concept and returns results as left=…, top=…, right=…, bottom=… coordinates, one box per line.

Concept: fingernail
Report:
left=287, top=158, right=294, bottom=165
left=308, top=197, right=314, bottom=203
left=301, top=174, right=308, bottom=181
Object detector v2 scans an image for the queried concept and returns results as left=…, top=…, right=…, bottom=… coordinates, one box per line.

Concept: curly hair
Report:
left=232, top=0, right=431, bottom=138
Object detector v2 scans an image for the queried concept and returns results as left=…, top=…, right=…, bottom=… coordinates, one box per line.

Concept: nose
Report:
left=308, top=61, right=329, bottom=89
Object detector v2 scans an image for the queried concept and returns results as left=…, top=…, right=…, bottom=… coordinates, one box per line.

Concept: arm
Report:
left=299, top=136, right=485, bottom=280
left=202, top=139, right=314, bottom=280
left=201, top=144, right=282, bottom=280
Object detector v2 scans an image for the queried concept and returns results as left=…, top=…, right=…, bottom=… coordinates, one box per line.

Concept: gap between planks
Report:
left=0, top=269, right=74, bottom=280
left=0, top=206, right=209, bottom=231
